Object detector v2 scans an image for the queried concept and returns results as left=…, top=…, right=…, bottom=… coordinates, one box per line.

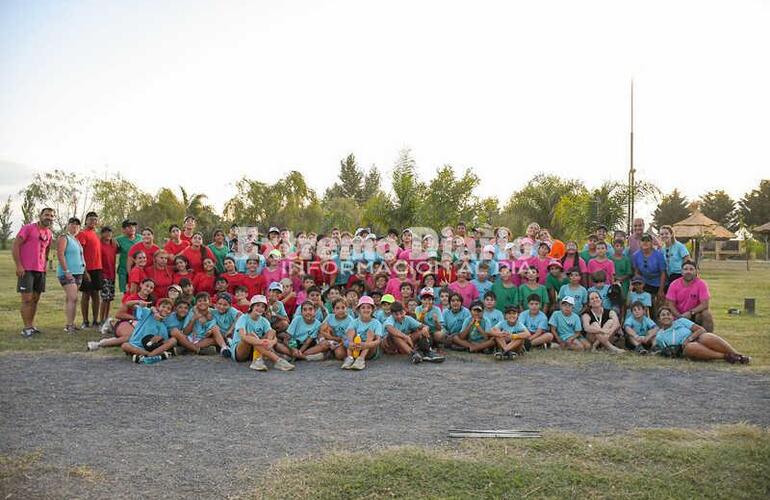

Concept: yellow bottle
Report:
left=252, top=348, right=261, bottom=360
left=353, top=334, right=362, bottom=358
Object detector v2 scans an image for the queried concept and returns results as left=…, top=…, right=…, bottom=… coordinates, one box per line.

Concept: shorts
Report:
left=58, top=273, right=83, bottom=287
left=80, top=269, right=104, bottom=292
left=100, top=279, right=116, bottom=302
left=17, top=271, right=46, bottom=294
left=643, top=284, right=659, bottom=296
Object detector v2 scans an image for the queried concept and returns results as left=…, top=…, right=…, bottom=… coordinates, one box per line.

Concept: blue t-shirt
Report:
left=323, top=314, right=353, bottom=339
left=627, top=290, right=652, bottom=309
left=128, top=306, right=170, bottom=349
left=624, top=315, right=657, bottom=337
left=470, top=259, right=499, bottom=278
left=443, top=307, right=471, bottom=334
left=287, top=315, right=322, bottom=343
left=656, top=317, right=695, bottom=348
left=347, top=317, right=384, bottom=341
left=461, top=316, right=490, bottom=343
left=212, top=306, right=241, bottom=333
left=163, top=311, right=191, bottom=332
left=232, top=313, right=272, bottom=345
left=414, top=305, right=443, bottom=332
left=558, top=284, right=588, bottom=312
left=471, top=278, right=494, bottom=297
left=268, top=301, right=288, bottom=320
left=189, top=309, right=217, bottom=338
left=662, top=241, right=690, bottom=275
left=229, top=252, right=265, bottom=274
left=548, top=310, right=583, bottom=341
left=587, top=285, right=612, bottom=310
left=632, top=249, right=667, bottom=287
left=518, top=310, right=549, bottom=333
left=494, top=319, right=526, bottom=334
left=383, top=314, right=422, bottom=338
left=483, top=308, right=504, bottom=328
left=374, top=309, right=390, bottom=323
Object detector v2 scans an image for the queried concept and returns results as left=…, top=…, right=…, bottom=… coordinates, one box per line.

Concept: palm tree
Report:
left=179, top=187, right=208, bottom=218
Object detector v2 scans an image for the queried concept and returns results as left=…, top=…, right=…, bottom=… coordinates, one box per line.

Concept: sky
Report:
left=1, top=0, right=768, bottom=225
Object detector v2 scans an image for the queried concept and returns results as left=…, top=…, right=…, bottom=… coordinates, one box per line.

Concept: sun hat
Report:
left=357, top=296, right=375, bottom=308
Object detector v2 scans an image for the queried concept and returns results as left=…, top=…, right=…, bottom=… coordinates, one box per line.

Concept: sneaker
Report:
left=100, top=319, right=114, bottom=336
left=305, top=352, right=325, bottom=361
left=274, top=357, right=295, bottom=371
left=31, top=327, right=42, bottom=335
left=411, top=352, right=423, bottom=364
left=20, top=327, right=35, bottom=338
left=161, top=351, right=173, bottom=360
left=422, top=349, right=445, bottom=363
left=505, top=351, right=518, bottom=360
left=87, top=341, right=101, bottom=351
left=250, top=357, right=268, bottom=371
left=220, top=347, right=232, bottom=359
left=351, top=356, right=366, bottom=370
left=633, top=345, right=649, bottom=356
left=494, top=350, right=505, bottom=360
left=80, top=321, right=91, bottom=330
left=341, top=356, right=355, bottom=370
left=132, top=354, right=143, bottom=364
left=64, top=325, right=76, bottom=335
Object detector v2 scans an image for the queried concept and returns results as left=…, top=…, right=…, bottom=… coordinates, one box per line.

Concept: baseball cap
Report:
left=121, top=219, right=137, bottom=228
left=68, top=217, right=81, bottom=225
left=100, top=226, right=113, bottom=233
left=268, top=226, right=280, bottom=234
left=365, top=233, right=377, bottom=240
left=419, top=287, right=435, bottom=298
left=547, top=259, right=563, bottom=270
left=426, top=250, right=438, bottom=259
left=482, top=244, right=495, bottom=254
left=380, top=294, right=396, bottom=304
left=268, top=249, right=282, bottom=259
left=357, top=296, right=375, bottom=308
left=422, top=234, right=433, bottom=241
left=641, top=233, right=653, bottom=242
left=560, top=296, right=576, bottom=305
left=250, top=294, right=268, bottom=306
left=268, top=282, right=283, bottom=292
left=631, top=276, right=644, bottom=284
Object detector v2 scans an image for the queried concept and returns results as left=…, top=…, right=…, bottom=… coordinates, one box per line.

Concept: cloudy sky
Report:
left=1, top=0, right=768, bottom=224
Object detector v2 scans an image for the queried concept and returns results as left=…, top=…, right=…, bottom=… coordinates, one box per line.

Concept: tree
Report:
left=92, top=174, right=152, bottom=228
left=476, top=197, right=501, bottom=227
left=361, top=165, right=381, bottom=203
left=17, top=170, right=95, bottom=232
left=361, top=191, right=394, bottom=236
left=321, top=197, right=361, bottom=233
left=132, top=187, right=221, bottom=240
left=20, top=188, right=36, bottom=225
left=738, top=180, right=770, bottom=228
left=324, top=154, right=364, bottom=203
left=0, top=196, right=13, bottom=249
left=503, top=174, right=585, bottom=237
left=417, top=165, right=481, bottom=230
left=700, top=190, right=737, bottom=230
left=653, top=189, right=690, bottom=228
left=390, top=148, right=425, bottom=229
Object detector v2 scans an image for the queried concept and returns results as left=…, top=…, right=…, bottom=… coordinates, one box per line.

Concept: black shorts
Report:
left=80, top=269, right=104, bottom=292
left=17, top=271, right=46, bottom=294
left=643, top=284, right=659, bottom=296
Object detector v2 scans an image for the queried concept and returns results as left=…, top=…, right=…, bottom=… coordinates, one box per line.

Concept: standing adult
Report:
left=115, top=220, right=141, bottom=294
left=665, top=260, right=714, bottom=332
left=659, top=225, right=690, bottom=290
left=56, top=217, right=86, bottom=334
left=628, top=218, right=661, bottom=255
left=180, top=215, right=196, bottom=243
left=76, top=211, right=104, bottom=329
left=631, top=233, right=667, bottom=312
left=13, top=207, right=55, bottom=337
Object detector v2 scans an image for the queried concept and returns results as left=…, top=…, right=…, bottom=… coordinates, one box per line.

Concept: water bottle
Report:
left=252, top=347, right=261, bottom=360
left=141, top=355, right=163, bottom=365
left=352, top=334, right=362, bottom=358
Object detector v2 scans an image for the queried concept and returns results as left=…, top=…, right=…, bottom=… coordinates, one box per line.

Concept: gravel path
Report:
left=1, top=352, right=768, bottom=499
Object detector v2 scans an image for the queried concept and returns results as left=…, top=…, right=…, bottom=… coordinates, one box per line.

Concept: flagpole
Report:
left=627, top=81, right=636, bottom=235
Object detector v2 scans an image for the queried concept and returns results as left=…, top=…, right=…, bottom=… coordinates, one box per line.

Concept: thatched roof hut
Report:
left=672, top=211, right=735, bottom=240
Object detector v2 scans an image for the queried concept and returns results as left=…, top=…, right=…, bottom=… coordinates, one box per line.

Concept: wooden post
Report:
left=744, top=298, right=755, bottom=315
left=715, top=240, right=721, bottom=261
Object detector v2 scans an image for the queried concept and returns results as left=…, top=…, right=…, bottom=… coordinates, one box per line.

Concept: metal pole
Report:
left=627, top=81, right=636, bottom=235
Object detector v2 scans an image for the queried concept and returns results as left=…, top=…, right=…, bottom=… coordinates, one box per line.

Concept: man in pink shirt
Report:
left=12, top=207, right=55, bottom=337
left=665, top=260, right=713, bottom=331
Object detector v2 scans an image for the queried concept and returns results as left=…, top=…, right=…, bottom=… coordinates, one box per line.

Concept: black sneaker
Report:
left=634, top=345, right=649, bottom=356
left=494, top=350, right=505, bottom=360
left=505, top=351, right=518, bottom=360
left=523, top=339, right=532, bottom=351
left=161, top=351, right=173, bottom=360
left=422, top=349, right=445, bottom=363
left=411, top=352, right=423, bottom=364
left=132, top=354, right=143, bottom=363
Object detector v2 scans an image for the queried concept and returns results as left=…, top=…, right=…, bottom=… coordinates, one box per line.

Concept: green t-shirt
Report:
left=545, top=273, right=568, bottom=294
left=208, top=243, right=230, bottom=273
left=518, top=284, right=549, bottom=309
left=580, top=249, right=596, bottom=264
left=115, top=234, right=142, bottom=272
left=611, top=254, right=633, bottom=295
left=492, top=280, right=519, bottom=312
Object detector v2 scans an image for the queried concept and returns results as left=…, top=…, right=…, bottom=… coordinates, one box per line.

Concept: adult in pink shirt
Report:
left=448, top=268, right=479, bottom=308
left=12, top=207, right=55, bottom=337
left=665, top=260, right=713, bottom=331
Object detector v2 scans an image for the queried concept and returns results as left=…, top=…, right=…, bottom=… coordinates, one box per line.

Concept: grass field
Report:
left=256, top=425, right=770, bottom=499
left=1, top=250, right=767, bottom=369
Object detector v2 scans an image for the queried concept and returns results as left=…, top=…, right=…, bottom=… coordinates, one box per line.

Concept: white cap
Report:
left=250, top=295, right=268, bottom=305
left=560, top=296, right=575, bottom=305
left=482, top=244, right=496, bottom=253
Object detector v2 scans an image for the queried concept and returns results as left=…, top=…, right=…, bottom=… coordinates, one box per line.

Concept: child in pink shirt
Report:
left=448, top=268, right=479, bottom=308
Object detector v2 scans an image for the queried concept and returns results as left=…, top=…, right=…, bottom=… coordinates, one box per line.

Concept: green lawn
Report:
left=255, top=425, right=770, bottom=499
left=0, top=251, right=768, bottom=369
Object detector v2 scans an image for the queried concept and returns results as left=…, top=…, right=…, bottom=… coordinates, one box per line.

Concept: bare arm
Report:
left=12, top=235, right=24, bottom=276
left=56, top=236, right=68, bottom=272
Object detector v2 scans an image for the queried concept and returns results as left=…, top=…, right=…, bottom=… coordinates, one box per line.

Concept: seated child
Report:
left=517, top=294, right=553, bottom=348
left=211, top=292, right=242, bottom=341
left=623, top=301, right=659, bottom=353
left=278, top=301, right=325, bottom=361
left=341, top=296, right=384, bottom=371
left=233, top=285, right=251, bottom=313
left=383, top=301, right=444, bottom=363
left=182, top=292, right=232, bottom=357
left=490, top=305, right=528, bottom=360
left=482, top=291, right=504, bottom=330
left=414, top=287, right=446, bottom=347
left=453, top=301, right=496, bottom=353
left=231, top=295, right=294, bottom=371
left=375, top=293, right=395, bottom=323
left=319, top=298, right=353, bottom=360
left=626, top=276, right=652, bottom=318
left=549, top=296, right=589, bottom=351
left=120, top=299, right=177, bottom=364
left=442, top=292, right=471, bottom=349
left=266, top=282, right=290, bottom=334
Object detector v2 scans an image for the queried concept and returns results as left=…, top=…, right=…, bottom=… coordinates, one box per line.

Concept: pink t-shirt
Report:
left=16, top=223, right=53, bottom=272
left=448, top=280, right=480, bottom=308
left=561, top=255, right=587, bottom=274
left=532, top=256, right=551, bottom=285
left=384, top=277, right=416, bottom=301
left=665, top=277, right=710, bottom=314
left=587, top=258, right=615, bottom=285
left=261, top=266, right=285, bottom=288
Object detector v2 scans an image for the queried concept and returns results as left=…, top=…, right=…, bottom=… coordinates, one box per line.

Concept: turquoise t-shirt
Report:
left=347, top=317, right=384, bottom=341
left=518, top=310, right=549, bottom=333
left=128, top=306, right=170, bottom=349
left=163, top=311, right=191, bottom=332
left=558, top=284, right=588, bottom=311
left=494, top=319, right=525, bottom=334
left=461, top=316, right=490, bottom=343
left=323, top=314, right=353, bottom=339
left=483, top=308, right=504, bottom=328
left=624, top=315, right=657, bottom=336
left=287, top=315, right=322, bottom=343
left=212, top=306, right=241, bottom=332
left=374, top=309, right=390, bottom=323
left=663, top=241, right=690, bottom=275
left=268, top=301, right=288, bottom=320
left=443, top=307, right=471, bottom=334
left=383, top=314, right=422, bottom=338
left=470, top=259, right=499, bottom=278
left=190, top=309, right=217, bottom=338
left=471, top=278, right=494, bottom=297
left=548, top=310, right=582, bottom=341
left=415, top=305, right=443, bottom=332
left=655, top=318, right=695, bottom=348
left=232, top=314, right=272, bottom=345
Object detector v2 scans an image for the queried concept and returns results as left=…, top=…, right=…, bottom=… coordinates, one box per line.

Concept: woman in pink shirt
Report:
left=587, top=241, right=616, bottom=286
